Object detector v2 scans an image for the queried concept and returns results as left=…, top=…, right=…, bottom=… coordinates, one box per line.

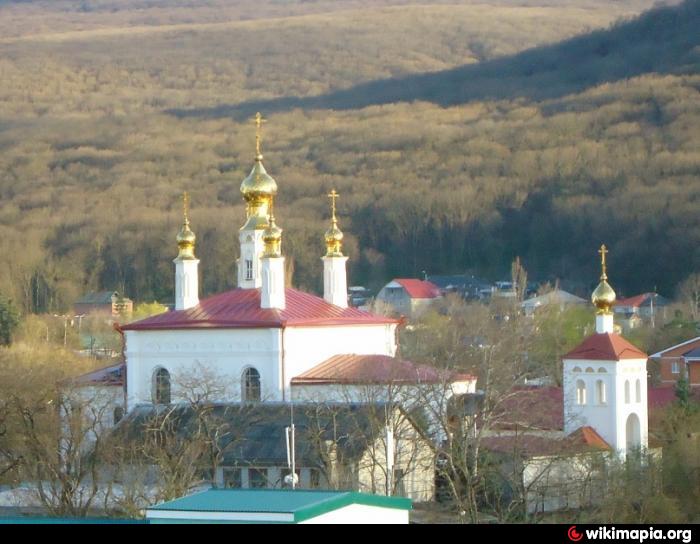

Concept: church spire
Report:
left=262, top=199, right=283, bottom=258
left=592, top=244, right=616, bottom=333
left=324, top=189, right=344, bottom=257
left=174, top=191, right=199, bottom=310
left=237, top=113, right=278, bottom=289
left=260, top=198, right=286, bottom=310
left=176, top=191, right=196, bottom=260
left=240, top=112, right=277, bottom=231
left=322, top=189, right=348, bottom=308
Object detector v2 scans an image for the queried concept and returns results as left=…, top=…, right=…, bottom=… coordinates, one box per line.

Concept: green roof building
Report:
left=145, top=488, right=412, bottom=524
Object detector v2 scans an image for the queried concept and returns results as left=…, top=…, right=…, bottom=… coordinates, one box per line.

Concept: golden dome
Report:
left=592, top=279, right=616, bottom=314
left=591, top=244, right=616, bottom=314
left=262, top=213, right=282, bottom=257
left=240, top=156, right=278, bottom=200
left=240, top=113, right=277, bottom=231
left=325, top=224, right=344, bottom=257
left=324, top=189, right=344, bottom=257
left=176, top=192, right=196, bottom=260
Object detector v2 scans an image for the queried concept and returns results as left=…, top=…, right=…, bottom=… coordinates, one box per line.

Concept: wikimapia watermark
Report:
left=568, top=526, right=693, bottom=543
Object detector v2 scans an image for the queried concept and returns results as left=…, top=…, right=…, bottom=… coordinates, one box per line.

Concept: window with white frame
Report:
left=672, top=361, right=680, bottom=374
left=576, top=380, right=587, bottom=405
left=596, top=380, right=607, bottom=405
left=245, top=259, right=253, bottom=281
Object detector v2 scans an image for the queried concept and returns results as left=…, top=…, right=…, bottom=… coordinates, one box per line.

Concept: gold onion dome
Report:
left=325, top=189, right=344, bottom=257
left=176, top=192, right=196, bottom=259
left=240, top=155, right=278, bottom=200
left=262, top=213, right=283, bottom=257
left=240, top=112, right=278, bottom=230
left=591, top=244, right=616, bottom=314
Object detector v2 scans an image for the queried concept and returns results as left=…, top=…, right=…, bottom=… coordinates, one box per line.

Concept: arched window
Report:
left=153, top=367, right=171, bottom=405
left=596, top=380, right=606, bottom=405
left=585, top=367, right=595, bottom=373
left=573, top=367, right=582, bottom=373
left=576, top=380, right=587, bottom=405
left=624, top=380, right=630, bottom=404
left=113, top=406, right=124, bottom=425
left=242, top=367, right=261, bottom=402
left=598, top=367, right=607, bottom=373
left=635, top=379, right=641, bottom=403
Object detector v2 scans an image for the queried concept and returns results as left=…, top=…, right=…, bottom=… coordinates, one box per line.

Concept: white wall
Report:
left=282, top=324, right=397, bottom=397
left=300, top=503, right=409, bottom=524
left=125, top=323, right=398, bottom=408
left=125, top=328, right=282, bottom=408
left=563, top=357, right=648, bottom=456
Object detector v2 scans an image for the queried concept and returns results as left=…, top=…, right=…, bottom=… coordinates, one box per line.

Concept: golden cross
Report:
left=183, top=191, right=190, bottom=224
left=254, top=112, right=266, bottom=156
left=328, top=189, right=339, bottom=221
left=598, top=244, right=608, bottom=279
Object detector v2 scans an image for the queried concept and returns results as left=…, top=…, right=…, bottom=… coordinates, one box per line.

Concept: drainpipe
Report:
left=113, top=322, right=127, bottom=412
left=281, top=326, right=286, bottom=402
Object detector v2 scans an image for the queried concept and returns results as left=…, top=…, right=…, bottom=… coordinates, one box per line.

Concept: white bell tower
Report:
left=237, top=112, right=278, bottom=289
left=173, top=192, right=199, bottom=311
left=563, top=244, right=648, bottom=458
left=322, top=189, right=348, bottom=308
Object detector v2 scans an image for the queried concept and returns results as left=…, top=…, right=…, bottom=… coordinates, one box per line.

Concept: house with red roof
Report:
left=614, top=292, right=669, bottom=328
left=650, top=336, right=700, bottom=386
left=375, top=278, right=442, bottom=318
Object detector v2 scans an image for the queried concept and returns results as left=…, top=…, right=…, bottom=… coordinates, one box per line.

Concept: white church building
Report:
left=115, top=116, right=474, bottom=412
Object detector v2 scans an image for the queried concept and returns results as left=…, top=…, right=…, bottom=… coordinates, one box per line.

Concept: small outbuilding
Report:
left=145, top=488, right=411, bottom=524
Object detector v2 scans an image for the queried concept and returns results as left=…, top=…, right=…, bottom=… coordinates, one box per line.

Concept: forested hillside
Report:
left=0, top=0, right=697, bottom=312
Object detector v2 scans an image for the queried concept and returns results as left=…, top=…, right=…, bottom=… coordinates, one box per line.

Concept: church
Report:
left=69, top=116, right=652, bottom=505
left=117, top=114, right=475, bottom=411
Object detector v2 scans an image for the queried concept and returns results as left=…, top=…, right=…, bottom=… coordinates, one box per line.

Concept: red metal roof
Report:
left=394, top=279, right=441, bottom=299
left=566, top=426, right=611, bottom=451
left=291, top=354, right=476, bottom=385
left=563, top=333, right=647, bottom=361
left=121, top=288, right=397, bottom=331
left=493, top=386, right=564, bottom=431
left=615, top=293, right=653, bottom=308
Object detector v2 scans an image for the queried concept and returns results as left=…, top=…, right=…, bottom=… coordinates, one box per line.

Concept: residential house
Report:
left=74, top=291, right=133, bottom=318
left=650, top=336, right=700, bottom=386
left=521, top=289, right=587, bottom=317
left=113, top=402, right=437, bottom=502
left=614, top=292, right=669, bottom=327
left=375, top=279, right=441, bottom=318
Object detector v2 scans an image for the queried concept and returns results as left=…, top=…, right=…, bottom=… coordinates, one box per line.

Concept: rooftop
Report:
left=291, top=354, right=475, bottom=386
left=563, top=333, right=647, bottom=361
left=121, top=287, right=397, bottom=331
left=147, top=488, right=411, bottom=523
left=392, top=279, right=441, bottom=300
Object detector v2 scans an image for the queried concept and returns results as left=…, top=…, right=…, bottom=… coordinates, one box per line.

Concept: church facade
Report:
left=119, top=116, right=473, bottom=411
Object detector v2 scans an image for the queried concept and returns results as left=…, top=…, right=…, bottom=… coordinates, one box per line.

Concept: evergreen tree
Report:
left=0, top=295, right=20, bottom=346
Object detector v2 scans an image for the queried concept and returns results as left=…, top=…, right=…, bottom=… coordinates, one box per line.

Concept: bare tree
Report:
left=12, top=385, right=115, bottom=516
left=677, top=272, right=700, bottom=322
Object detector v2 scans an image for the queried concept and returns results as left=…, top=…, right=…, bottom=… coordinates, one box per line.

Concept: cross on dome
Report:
left=254, top=112, right=267, bottom=157
left=598, top=244, right=608, bottom=280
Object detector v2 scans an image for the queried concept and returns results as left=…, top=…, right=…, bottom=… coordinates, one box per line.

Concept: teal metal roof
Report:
left=148, top=489, right=411, bottom=523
